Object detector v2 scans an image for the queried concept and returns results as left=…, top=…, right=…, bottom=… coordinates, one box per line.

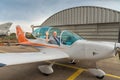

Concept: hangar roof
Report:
left=41, top=6, right=120, bottom=26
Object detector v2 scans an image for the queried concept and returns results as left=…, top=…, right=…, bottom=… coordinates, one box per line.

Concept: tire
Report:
left=96, top=76, right=104, bottom=79
left=42, top=73, right=50, bottom=76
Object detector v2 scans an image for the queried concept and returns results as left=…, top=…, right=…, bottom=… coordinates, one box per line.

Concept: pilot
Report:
left=46, top=31, right=60, bottom=45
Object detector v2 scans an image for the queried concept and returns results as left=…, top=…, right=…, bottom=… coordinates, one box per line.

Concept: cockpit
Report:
left=32, top=27, right=83, bottom=46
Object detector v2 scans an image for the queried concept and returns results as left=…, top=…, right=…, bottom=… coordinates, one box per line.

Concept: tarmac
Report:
left=0, top=46, right=120, bottom=80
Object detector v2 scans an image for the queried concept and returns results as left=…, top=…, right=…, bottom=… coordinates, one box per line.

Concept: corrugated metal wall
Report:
left=41, top=6, right=120, bottom=26
left=40, top=6, right=120, bottom=42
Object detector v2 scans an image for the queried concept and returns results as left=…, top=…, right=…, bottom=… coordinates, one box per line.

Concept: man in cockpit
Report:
left=46, top=31, right=60, bottom=45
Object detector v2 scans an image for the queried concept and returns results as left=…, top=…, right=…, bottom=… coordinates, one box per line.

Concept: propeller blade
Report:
left=116, top=48, right=120, bottom=60
left=114, top=43, right=120, bottom=60
left=114, top=43, right=118, bottom=56
left=118, top=53, right=120, bottom=60
left=115, top=50, right=118, bottom=56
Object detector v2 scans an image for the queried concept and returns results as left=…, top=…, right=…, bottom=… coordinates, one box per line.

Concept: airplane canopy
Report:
left=33, top=27, right=84, bottom=45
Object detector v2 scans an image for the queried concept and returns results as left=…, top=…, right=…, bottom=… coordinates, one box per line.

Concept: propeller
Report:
left=114, top=43, right=120, bottom=60
left=116, top=48, right=120, bottom=60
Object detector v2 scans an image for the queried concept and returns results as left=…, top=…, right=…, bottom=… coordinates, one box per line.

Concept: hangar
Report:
left=36, top=6, right=120, bottom=42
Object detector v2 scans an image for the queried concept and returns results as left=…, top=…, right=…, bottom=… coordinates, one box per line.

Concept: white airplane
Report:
left=0, top=26, right=120, bottom=79
left=0, top=22, right=12, bottom=36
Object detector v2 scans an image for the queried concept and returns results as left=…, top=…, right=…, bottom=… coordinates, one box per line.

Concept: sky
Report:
left=0, top=0, right=120, bottom=33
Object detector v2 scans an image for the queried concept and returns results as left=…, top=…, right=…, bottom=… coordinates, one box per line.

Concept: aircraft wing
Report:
left=0, top=48, right=69, bottom=67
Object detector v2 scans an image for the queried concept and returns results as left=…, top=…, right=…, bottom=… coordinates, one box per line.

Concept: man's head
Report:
left=53, top=31, right=57, bottom=37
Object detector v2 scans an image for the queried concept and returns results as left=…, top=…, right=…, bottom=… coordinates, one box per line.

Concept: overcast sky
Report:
left=0, top=0, right=120, bottom=33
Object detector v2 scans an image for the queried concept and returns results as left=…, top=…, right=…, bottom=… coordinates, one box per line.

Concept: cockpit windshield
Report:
left=61, top=30, right=83, bottom=45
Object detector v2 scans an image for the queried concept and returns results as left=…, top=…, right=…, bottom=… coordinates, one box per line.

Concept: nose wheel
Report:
left=88, top=68, right=105, bottom=79
left=96, top=76, right=104, bottom=79
left=69, top=60, right=76, bottom=64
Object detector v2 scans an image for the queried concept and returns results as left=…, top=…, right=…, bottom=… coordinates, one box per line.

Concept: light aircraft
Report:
left=0, top=22, right=12, bottom=36
left=0, top=25, right=120, bottom=79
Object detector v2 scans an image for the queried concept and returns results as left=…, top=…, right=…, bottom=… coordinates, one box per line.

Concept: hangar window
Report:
left=61, top=30, right=83, bottom=45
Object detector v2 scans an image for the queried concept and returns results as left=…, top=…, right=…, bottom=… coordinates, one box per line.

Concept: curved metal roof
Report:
left=41, top=6, right=120, bottom=26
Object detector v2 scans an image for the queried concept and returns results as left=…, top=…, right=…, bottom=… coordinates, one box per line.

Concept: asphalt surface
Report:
left=0, top=46, right=120, bottom=80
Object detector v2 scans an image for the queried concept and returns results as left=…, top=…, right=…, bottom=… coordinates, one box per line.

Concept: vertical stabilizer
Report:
left=16, top=25, right=28, bottom=43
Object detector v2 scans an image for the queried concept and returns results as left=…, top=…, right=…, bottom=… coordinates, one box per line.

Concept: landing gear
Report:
left=88, top=68, right=105, bottom=79
left=96, top=76, right=104, bottom=79
left=69, top=60, right=76, bottom=64
left=42, top=73, right=50, bottom=76
left=38, top=62, right=54, bottom=75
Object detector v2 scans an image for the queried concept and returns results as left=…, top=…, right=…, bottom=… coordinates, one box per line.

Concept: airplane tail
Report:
left=16, top=25, right=29, bottom=43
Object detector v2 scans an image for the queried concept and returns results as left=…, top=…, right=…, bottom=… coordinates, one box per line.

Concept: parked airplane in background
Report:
left=0, top=22, right=12, bottom=36
left=0, top=25, right=120, bottom=79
